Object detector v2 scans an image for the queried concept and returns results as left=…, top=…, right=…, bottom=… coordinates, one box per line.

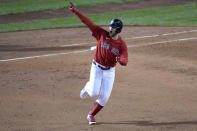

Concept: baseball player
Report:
left=69, top=2, right=128, bottom=125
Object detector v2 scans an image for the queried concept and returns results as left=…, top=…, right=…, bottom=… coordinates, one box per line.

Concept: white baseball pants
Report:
left=85, top=62, right=115, bottom=106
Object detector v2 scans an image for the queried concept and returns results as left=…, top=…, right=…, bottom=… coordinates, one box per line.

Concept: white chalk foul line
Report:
left=60, top=30, right=197, bottom=47
left=127, top=37, right=197, bottom=48
left=126, top=29, right=197, bottom=40
left=61, top=42, right=96, bottom=47
left=0, top=49, right=90, bottom=62
left=0, top=37, right=197, bottom=63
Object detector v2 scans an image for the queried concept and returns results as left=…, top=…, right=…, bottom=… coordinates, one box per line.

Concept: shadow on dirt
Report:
left=97, top=120, right=197, bottom=126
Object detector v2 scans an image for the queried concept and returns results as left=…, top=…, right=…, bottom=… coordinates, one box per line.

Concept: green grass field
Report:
left=0, top=0, right=141, bottom=15
left=0, top=4, right=197, bottom=32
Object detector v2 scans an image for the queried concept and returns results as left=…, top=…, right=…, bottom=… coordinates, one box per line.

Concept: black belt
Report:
left=93, top=61, right=110, bottom=70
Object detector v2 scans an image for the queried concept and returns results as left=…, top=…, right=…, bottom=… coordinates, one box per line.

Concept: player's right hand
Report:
left=69, top=2, right=76, bottom=12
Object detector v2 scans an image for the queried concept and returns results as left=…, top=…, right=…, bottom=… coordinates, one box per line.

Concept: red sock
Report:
left=89, top=102, right=103, bottom=116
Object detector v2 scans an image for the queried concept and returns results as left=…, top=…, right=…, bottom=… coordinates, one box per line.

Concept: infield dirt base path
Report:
left=0, top=26, right=197, bottom=131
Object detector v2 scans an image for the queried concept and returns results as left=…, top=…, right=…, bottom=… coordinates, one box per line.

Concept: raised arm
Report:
left=69, top=2, right=98, bottom=33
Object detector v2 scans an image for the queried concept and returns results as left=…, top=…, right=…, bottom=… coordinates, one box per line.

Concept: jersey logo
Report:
left=101, top=42, right=110, bottom=50
left=111, top=48, right=119, bottom=55
left=101, top=42, right=119, bottom=56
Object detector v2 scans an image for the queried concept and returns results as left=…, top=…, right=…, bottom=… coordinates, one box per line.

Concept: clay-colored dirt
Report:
left=0, top=26, right=197, bottom=131
left=1, top=0, right=197, bottom=130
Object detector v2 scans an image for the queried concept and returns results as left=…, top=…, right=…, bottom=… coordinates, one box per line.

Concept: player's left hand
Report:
left=116, top=56, right=121, bottom=62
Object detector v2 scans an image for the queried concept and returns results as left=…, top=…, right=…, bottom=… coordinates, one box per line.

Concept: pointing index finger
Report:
left=69, top=1, right=74, bottom=6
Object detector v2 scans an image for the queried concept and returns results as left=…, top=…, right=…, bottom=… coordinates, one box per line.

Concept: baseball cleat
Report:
left=87, top=115, right=96, bottom=125
left=80, top=87, right=88, bottom=99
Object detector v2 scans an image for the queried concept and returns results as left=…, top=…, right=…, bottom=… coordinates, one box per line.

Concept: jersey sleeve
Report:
left=119, top=39, right=128, bottom=66
left=74, top=9, right=106, bottom=41
left=91, top=27, right=106, bottom=41
left=74, top=10, right=99, bottom=35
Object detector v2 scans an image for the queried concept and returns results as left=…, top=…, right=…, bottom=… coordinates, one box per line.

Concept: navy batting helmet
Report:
left=109, top=19, right=123, bottom=33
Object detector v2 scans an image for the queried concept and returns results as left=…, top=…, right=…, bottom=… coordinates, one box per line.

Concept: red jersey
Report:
left=74, top=10, right=128, bottom=67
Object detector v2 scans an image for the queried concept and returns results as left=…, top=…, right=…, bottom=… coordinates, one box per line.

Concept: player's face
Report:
left=109, top=26, right=117, bottom=37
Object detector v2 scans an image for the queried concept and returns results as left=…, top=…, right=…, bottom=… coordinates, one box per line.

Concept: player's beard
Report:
left=109, top=31, right=117, bottom=38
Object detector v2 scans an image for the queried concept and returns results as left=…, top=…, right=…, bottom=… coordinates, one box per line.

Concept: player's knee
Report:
left=89, top=90, right=99, bottom=98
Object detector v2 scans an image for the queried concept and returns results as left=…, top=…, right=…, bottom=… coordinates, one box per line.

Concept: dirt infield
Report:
left=0, top=26, right=197, bottom=131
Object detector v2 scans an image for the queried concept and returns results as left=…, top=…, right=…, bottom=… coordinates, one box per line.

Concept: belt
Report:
left=93, top=61, right=110, bottom=70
